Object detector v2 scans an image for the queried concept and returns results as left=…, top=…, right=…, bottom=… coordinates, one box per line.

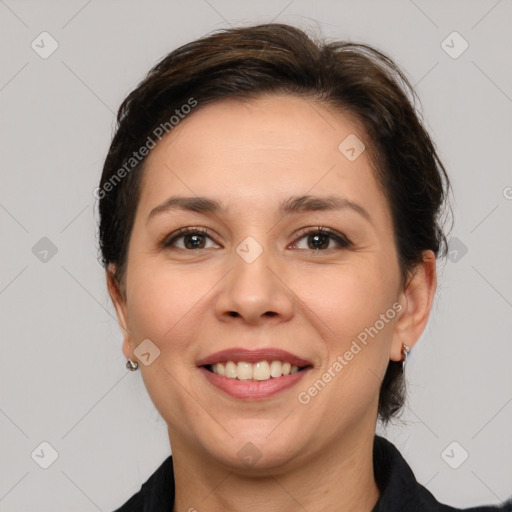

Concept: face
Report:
left=109, top=94, right=422, bottom=471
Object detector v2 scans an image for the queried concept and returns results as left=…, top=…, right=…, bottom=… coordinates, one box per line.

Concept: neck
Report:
left=170, top=424, right=380, bottom=512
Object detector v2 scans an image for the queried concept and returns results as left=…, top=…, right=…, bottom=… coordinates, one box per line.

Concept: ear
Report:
left=390, top=250, right=437, bottom=362
left=106, top=264, right=134, bottom=361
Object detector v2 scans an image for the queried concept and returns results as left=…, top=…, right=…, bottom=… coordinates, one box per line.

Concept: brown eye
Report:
left=292, top=227, right=352, bottom=251
left=160, top=227, right=220, bottom=250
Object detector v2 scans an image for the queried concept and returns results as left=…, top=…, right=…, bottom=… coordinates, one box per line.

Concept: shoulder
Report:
left=112, top=455, right=174, bottom=512
left=372, top=435, right=511, bottom=512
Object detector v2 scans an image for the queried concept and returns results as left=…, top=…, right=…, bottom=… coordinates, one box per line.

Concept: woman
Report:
left=97, top=23, right=511, bottom=512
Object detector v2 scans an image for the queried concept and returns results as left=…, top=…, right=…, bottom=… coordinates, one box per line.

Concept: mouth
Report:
left=196, top=348, right=314, bottom=399
left=196, top=347, right=313, bottom=379
left=203, top=360, right=312, bottom=381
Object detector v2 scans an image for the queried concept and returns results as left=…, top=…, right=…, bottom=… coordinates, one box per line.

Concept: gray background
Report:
left=0, top=1, right=511, bottom=510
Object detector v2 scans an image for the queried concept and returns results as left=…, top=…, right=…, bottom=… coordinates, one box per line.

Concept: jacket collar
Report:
left=372, top=434, right=442, bottom=511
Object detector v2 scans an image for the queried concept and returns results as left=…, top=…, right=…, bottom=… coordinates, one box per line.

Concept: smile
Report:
left=200, top=365, right=313, bottom=400
left=206, top=360, right=309, bottom=381
left=196, top=347, right=314, bottom=399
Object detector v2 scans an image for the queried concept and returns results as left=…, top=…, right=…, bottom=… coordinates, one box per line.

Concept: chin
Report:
left=201, top=428, right=305, bottom=474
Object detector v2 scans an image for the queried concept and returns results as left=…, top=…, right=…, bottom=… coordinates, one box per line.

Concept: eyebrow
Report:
left=146, top=194, right=373, bottom=225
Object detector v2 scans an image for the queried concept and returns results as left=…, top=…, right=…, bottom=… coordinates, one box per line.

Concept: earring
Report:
left=401, top=343, right=410, bottom=374
left=126, top=359, right=139, bottom=371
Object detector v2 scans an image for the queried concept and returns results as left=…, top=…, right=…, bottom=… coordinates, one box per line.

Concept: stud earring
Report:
left=126, top=359, right=139, bottom=371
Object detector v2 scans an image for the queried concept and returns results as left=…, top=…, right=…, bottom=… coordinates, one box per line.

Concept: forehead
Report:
left=149, top=94, right=365, bottom=164
left=137, top=94, right=390, bottom=224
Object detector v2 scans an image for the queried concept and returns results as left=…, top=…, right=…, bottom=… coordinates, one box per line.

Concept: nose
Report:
left=214, top=245, right=294, bottom=326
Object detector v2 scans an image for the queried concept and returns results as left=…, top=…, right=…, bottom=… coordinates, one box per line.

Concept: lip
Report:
left=195, top=348, right=312, bottom=367
left=199, top=366, right=312, bottom=400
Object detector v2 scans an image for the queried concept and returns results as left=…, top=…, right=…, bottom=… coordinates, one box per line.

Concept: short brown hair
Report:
left=98, top=23, right=452, bottom=425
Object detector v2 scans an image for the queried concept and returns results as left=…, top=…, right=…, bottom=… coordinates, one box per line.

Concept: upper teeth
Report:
left=211, top=361, right=300, bottom=380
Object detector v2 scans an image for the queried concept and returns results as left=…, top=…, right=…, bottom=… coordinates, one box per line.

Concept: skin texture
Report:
left=107, top=93, right=437, bottom=512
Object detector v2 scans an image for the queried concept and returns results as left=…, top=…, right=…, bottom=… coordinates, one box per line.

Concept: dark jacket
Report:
left=113, top=435, right=511, bottom=511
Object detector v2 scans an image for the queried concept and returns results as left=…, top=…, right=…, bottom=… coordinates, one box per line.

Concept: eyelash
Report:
left=158, top=226, right=352, bottom=252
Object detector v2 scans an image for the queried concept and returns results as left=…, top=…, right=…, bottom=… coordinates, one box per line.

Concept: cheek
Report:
left=125, top=265, right=212, bottom=425
left=291, top=261, right=396, bottom=399
left=295, top=266, right=395, bottom=420
left=125, top=261, right=208, bottom=352
left=292, top=261, right=394, bottom=336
